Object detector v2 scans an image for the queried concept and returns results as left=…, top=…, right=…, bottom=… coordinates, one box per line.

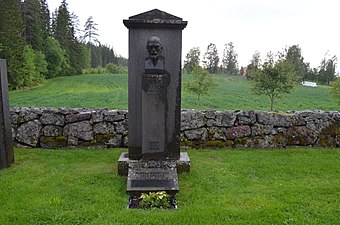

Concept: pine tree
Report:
left=202, top=43, right=219, bottom=74
left=281, top=45, right=307, bottom=82
left=40, top=0, right=50, bottom=42
left=52, top=0, right=82, bottom=75
left=82, top=16, right=100, bottom=45
left=0, top=0, right=26, bottom=89
left=183, top=47, right=201, bottom=73
left=319, top=54, right=337, bottom=85
left=222, top=42, right=239, bottom=75
left=246, top=51, right=261, bottom=79
left=21, top=0, right=44, bottom=51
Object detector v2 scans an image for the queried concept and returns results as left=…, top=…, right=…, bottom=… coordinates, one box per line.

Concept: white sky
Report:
left=47, top=0, right=340, bottom=71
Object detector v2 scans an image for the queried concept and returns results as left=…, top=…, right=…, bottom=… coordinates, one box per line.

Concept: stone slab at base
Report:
left=118, top=152, right=190, bottom=176
left=127, top=165, right=179, bottom=196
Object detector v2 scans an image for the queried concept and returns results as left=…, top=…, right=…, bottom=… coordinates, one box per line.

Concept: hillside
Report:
left=9, top=73, right=339, bottom=111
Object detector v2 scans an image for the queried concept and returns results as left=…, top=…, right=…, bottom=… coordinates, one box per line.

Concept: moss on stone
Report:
left=271, top=133, right=285, bottom=146
left=95, top=133, right=117, bottom=143
left=321, top=122, right=340, bottom=136
left=202, top=140, right=228, bottom=148
left=319, top=135, right=336, bottom=147
left=234, top=137, right=247, bottom=146
left=79, top=140, right=99, bottom=147
left=40, top=136, right=67, bottom=148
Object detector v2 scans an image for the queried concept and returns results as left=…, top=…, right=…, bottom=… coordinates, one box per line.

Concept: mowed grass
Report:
left=9, top=74, right=128, bottom=109
left=0, top=148, right=339, bottom=224
left=9, top=73, right=339, bottom=111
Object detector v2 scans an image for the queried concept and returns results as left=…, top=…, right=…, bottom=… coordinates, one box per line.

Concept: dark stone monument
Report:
left=118, top=9, right=190, bottom=207
left=0, top=59, right=14, bottom=169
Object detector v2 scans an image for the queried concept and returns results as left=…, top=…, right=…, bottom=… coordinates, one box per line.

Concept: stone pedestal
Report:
left=121, top=9, right=189, bottom=203
left=124, top=9, right=187, bottom=160
left=0, top=59, right=14, bottom=169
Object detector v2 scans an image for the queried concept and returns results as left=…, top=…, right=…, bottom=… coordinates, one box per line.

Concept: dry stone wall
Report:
left=10, top=108, right=340, bottom=149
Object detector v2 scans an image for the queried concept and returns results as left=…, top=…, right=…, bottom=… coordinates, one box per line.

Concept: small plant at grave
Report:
left=139, top=191, right=170, bottom=209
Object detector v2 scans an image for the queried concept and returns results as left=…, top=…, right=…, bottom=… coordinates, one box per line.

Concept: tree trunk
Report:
left=270, top=95, right=274, bottom=111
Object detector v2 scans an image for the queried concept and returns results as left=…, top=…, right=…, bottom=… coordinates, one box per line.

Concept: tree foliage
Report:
left=246, top=50, right=261, bottom=79
left=39, top=0, right=50, bottom=40
left=52, top=0, right=82, bottom=75
left=202, top=43, right=219, bottom=74
left=44, top=37, right=68, bottom=78
left=22, top=45, right=47, bottom=86
left=184, top=67, right=219, bottom=106
left=0, top=0, right=126, bottom=89
left=318, top=54, right=337, bottom=85
left=281, top=45, right=307, bottom=82
left=183, top=47, right=201, bottom=73
left=20, top=0, right=45, bottom=51
left=0, top=0, right=26, bottom=89
left=222, top=42, right=239, bottom=75
left=251, top=56, right=297, bottom=110
left=330, top=78, right=340, bottom=105
left=82, top=16, right=99, bottom=45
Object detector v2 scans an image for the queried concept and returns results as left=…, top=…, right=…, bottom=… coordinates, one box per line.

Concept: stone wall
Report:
left=10, top=108, right=340, bottom=149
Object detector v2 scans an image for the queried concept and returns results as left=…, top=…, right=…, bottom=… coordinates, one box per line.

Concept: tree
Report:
left=184, top=66, right=219, bottom=106
left=222, top=42, right=238, bottom=75
left=318, top=54, right=337, bottom=85
left=44, top=37, right=69, bottom=78
left=21, top=0, right=44, bottom=51
left=82, top=16, right=99, bottom=45
left=304, top=63, right=318, bottom=82
left=39, top=0, right=51, bottom=42
left=183, top=47, right=200, bottom=73
left=251, top=56, right=297, bottom=110
left=330, top=78, right=340, bottom=105
left=22, top=45, right=47, bottom=86
left=52, top=0, right=83, bottom=75
left=202, top=43, right=219, bottom=74
left=281, top=45, right=307, bottom=82
left=246, top=50, right=261, bottom=79
left=0, top=0, right=26, bottom=89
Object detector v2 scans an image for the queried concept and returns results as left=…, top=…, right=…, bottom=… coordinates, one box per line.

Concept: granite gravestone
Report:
left=0, top=59, right=14, bottom=169
left=118, top=9, right=190, bottom=206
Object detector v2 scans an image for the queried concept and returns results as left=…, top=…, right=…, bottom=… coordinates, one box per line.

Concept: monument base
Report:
left=118, top=152, right=190, bottom=177
left=127, top=164, right=178, bottom=195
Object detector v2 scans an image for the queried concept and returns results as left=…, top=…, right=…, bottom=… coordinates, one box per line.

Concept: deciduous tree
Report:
left=184, top=67, right=219, bottom=106
left=330, top=78, right=340, bottom=105
left=45, top=37, right=69, bottom=78
left=251, top=56, right=296, bottom=110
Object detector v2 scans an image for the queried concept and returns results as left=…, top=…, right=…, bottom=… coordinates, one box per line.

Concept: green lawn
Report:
left=9, top=73, right=339, bottom=111
left=0, top=148, right=339, bottom=224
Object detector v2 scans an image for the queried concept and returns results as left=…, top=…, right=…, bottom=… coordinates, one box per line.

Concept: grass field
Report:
left=9, top=73, right=339, bottom=111
left=0, top=148, right=339, bottom=224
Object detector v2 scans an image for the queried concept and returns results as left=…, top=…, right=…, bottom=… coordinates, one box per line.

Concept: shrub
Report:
left=106, top=63, right=128, bottom=74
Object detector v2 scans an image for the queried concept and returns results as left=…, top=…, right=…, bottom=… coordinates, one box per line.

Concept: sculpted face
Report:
left=146, top=36, right=162, bottom=62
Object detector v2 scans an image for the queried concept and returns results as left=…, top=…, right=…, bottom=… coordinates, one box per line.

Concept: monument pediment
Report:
left=130, top=9, right=182, bottom=21
left=124, top=9, right=187, bottom=29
